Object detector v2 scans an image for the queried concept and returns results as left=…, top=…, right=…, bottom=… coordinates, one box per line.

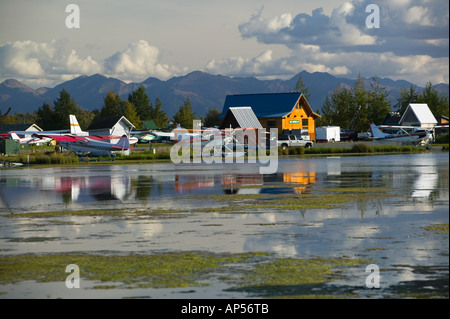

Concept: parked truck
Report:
left=277, top=134, right=313, bottom=149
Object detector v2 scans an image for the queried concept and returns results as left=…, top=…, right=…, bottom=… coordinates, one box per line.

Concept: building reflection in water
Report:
left=0, top=155, right=446, bottom=211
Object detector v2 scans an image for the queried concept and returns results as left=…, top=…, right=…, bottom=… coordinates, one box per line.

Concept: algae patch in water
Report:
left=226, top=257, right=370, bottom=298
left=2, top=186, right=400, bottom=219
left=0, top=252, right=370, bottom=297
left=0, top=252, right=267, bottom=289
left=188, top=190, right=397, bottom=213
left=236, top=257, right=368, bottom=286
left=422, top=223, right=449, bottom=234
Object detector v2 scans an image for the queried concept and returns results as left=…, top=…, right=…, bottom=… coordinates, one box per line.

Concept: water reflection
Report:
left=0, top=153, right=448, bottom=298
left=0, top=154, right=447, bottom=212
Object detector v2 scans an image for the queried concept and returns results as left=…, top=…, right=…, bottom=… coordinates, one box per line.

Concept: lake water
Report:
left=0, top=152, right=448, bottom=298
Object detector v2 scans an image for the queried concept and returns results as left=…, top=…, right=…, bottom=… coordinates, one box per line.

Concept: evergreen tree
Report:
left=4, top=112, right=37, bottom=125
left=320, top=75, right=391, bottom=131
left=173, top=97, right=197, bottom=129
left=396, top=82, right=449, bottom=117
left=100, top=91, right=122, bottom=117
left=294, top=76, right=310, bottom=101
left=35, top=103, right=55, bottom=130
left=77, top=109, right=95, bottom=131
left=367, top=76, right=391, bottom=127
left=350, top=74, right=368, bottom=132
left=203, top=108, right=221, bottom=128
left=122, top=100, right=142, bottom=129
left=53, top=89, right=80, bottom=130
left=395, top=85, right=419, bottom=115
left=151, top=97, right=168, bottom=129
left=128, top=86, right=151, bottom=120
left=419, top=82, right=449, bottom=117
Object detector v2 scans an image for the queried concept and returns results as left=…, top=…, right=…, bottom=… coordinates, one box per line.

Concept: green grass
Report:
left=3, top=141, right=439, bottom=166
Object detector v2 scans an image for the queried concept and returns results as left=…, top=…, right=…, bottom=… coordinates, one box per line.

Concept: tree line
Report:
left=2, top=86, right=222, bottom=131
left=314, top=74, right=449, bottom=132
left=4, top=76, right=448, bottom=134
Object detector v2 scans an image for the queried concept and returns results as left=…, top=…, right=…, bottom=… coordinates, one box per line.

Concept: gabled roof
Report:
left=220, top=93, right=319, bottom=119
left=0, top=123, right=42, bottom=134
left=142, top=120, right=157, bottom=130
left=222, top=107, right=263, bottom=129
left=399, top=104, right=437, bottom=125
left=87, top=116, right=135, bottom=131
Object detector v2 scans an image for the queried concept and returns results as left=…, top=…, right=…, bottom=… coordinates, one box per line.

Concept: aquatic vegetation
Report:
left=3, top=186, right=400, bottom=219
left=0, top=252, right=266, bottom=289
left=422, top=223, right=449, bottom=234
left=0, top=251, right=370, bottom=298
left=237, top=258, right=361, bottom=285
left=6, top=237, right=62, bottom=243
left=187, top=189, right=399, bottom=213
left=225, top=257, right=371, bottom=298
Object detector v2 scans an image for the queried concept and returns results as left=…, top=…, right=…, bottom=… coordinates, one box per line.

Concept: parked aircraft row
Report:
left=2, top=116, right=443, bottom=157
left=369, top=123, right=435, bottom=146
left=1, top=115, right=137, bottom=156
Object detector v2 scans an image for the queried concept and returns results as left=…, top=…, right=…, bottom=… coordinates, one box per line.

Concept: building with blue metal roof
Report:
left=219, top=92, right=320, bottom=140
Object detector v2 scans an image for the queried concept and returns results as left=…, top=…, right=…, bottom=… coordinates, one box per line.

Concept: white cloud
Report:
left=103, top=40, right=187, bottom=82
left=0, top=40, right=102, bottom=87
left=0, top=40, right=186, bottom=87
left=239, top=4, right=378, bottom=49
left=0, top=41, right=49, bottom=78
left=231, top=0, right=448, bottom=85
left=404, top=6, right=434, bottom=26
left=329, top=2, right=377, bottom=46
left=0, top=1, right=448, bottom=88
left=206, top=50, right=278, bottom=77
left=206, top=41, right=448, bottom=86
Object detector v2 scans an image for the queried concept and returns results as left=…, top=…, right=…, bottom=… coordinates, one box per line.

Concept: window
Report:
left=302, top=119, right=309, bottom=126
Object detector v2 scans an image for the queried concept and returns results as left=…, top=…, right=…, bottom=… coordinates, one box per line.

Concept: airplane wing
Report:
left=33, top=133, right=85, bottom=142
left=377, top=125, right=418, bottom=129
left=11, top=130, right=70, bottom=136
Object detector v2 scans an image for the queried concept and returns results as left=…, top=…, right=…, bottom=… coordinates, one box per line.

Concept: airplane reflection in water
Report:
left=0, top=169, right=318, bottom=211
left=0, top=156, right=443, bottom=212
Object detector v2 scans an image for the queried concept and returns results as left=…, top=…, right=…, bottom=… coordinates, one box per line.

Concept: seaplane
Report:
left=69, top=115, right=139, bottom=145
left=9, top=132, right=53, bottom=145
left=33, top=132, right=131, bottom=157
left=133, top=124, right=201, bottom=143
left=137, top=130, right=175, bottom=143
left=369, top=123, right=434, bottom=147
left=172, top=125, right=272, bottom=160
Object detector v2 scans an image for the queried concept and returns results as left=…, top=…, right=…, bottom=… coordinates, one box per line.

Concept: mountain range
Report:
left=1, top=71, right=448, bottom=118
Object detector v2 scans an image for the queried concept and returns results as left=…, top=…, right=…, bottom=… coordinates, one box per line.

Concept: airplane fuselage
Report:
left=59, top=140, right=116, bottom=156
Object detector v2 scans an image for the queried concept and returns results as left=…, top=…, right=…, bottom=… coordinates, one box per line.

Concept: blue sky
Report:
left=0, top=0, right=448, bottom=88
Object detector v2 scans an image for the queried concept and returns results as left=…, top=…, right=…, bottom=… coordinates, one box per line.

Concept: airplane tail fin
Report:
left=115, top=135, right=130, bottom=150
left=70, top=115, right=84, bottom=135
left=10, top=132, right=20, bottom=140
left=369, top=123, right=388, bottom=139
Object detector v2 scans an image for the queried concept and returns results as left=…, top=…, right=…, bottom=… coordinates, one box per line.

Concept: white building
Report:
left=87, top=116, right=135, bottom=155
left=399, top=104, right=437, bottom=129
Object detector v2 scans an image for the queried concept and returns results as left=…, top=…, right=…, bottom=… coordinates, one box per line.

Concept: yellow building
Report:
left=219, top=93, right=320, bottom=140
